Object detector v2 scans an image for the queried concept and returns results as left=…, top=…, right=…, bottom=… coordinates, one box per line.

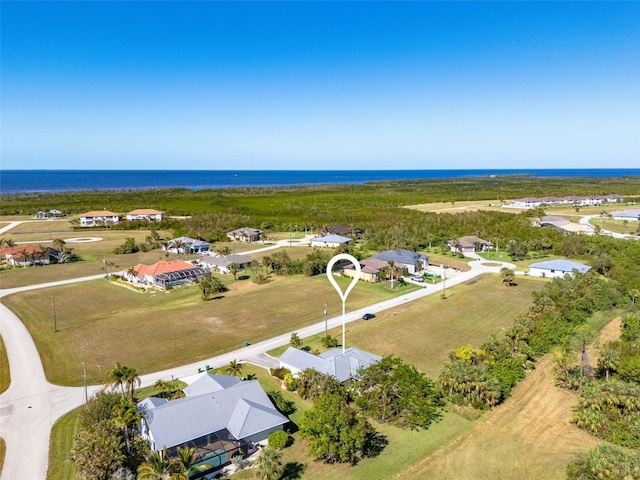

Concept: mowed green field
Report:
left=1, top=274, right=419, bottom=385
left=0, top=336, right=9, bottom=394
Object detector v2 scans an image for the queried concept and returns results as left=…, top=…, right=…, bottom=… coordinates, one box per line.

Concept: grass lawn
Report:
left=1, top=274, right=419, bottom=386
left=312, top=274, right=543, bottom=379
left=4, top=219, right=76, bottom=236
left=47, top=407, right=82, bottom=480
left=403, top=200, right=512, bottom=214
left=0, top=336, right=9, bottom=394
left=0, top=437, right=5, bottom=478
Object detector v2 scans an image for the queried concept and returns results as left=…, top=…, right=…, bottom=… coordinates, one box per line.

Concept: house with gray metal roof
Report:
left=279, top=347, right=381, bottom=384
left=610, top=209, right=640, bottom=222
left=138, top=374, right=288, bottom=476
left=371, top=249, right=428, bottom=274
left=198, top=254, right=253, bottom=274
left=226, top=227, right=263, bottom=243
left=528, top=260, right=591, bottom=279
left=164, top=236, right=210, bottom=254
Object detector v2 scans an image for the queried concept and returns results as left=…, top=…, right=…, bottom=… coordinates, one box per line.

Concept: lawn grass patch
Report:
left=47, top=407, right=82, bottom=480
left=2, top=274, right=418, bottom=385
left=0, top=336, right=9, bottom=394
left=0, top=437, right=5, bottom=478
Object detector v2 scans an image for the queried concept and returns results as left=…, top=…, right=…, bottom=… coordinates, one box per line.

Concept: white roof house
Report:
left=310, top=234, right=352, bottom=248
left=138, top=374, right=288, bottom=473
left=528, top=260, right=591, bottom=279
left=279, top=347, right=381, bottom=383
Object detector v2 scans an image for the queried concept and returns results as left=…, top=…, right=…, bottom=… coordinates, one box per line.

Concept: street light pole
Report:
left=51, top=295, right=57, bottom=332
left=82, top=362, right=88, bottom=403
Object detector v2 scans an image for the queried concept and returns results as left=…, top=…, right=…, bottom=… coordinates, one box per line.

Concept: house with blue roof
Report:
left=310, top=234, right=352, bottom=248
left=137, top=373, right=288, bottom=477
left=279, top=347, right=381, bottom=385
left=528, top=259, right=591, bottom=279
left=372, top=249, right=429, bottom=275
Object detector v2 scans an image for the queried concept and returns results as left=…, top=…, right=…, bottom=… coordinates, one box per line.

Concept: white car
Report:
left=410, top=275, right=424, bottom=283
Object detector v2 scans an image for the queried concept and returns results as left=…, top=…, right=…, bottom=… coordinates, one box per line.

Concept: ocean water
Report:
left=1, top=169, right=639, bottom=194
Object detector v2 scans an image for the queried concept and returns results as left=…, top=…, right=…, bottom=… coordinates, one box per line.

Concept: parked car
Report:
left=362, top=313, right=375, bottom=320
left=410, top=275, right=424, bottom=283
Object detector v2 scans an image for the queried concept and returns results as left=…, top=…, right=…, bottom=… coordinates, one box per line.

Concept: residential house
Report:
left=310, top=234, right=352, bottom=248
left=536, top=216, right=594, bottom=235
left=226, top=227, right=263, bottom=243
left=49, top=209, right=64, bottom=217
left=279, top=347, right=381, bottom=385
left=126, top=209, right=165, bottom=221
left=447, top=236, right=493, bottom=254
left=610, top=209, right=640, bottom=222
left=79, top=210, right=120, bottom=227
left=507, top=195, right=623, bottom=208
left=138, top=373, right=288, bottom=477
left=128, top=260, right=207, bottom=289
left=342, top=257, right=389, bottom=283
left=0, top=244, right=53, bottom=266
left=34, top=211, right=48, bottom=219
left=371, top=249, right=428, bottom=275
left=164, top=236, right=210, bottom=254
left=528, top=259, right=591, bottom=279
left=198, top=254, right=253, bottom=274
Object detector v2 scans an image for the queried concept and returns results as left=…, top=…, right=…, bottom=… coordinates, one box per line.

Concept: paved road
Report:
left=0, top=251, right=498, bottom=480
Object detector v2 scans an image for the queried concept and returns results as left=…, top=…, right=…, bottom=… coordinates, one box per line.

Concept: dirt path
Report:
left=396, top=319, right=623, bottom=480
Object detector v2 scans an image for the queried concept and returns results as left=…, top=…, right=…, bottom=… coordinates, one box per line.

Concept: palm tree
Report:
left=629, top=289, right=639, bottom=304
left=254, top=447, right=283, bottom=480
left=105, top=362, right=127, bottom=397
left=169, top=240, right=187, bottom=258
left=137, top=448, right=172, bottom=480
left=217, top=246, right=231, bottom=256
left=154, top=379, right=172, bottom=398
left=112, top=397, right=141, bottom=452
left=225, top=360, right=243, bottom=378
left=387, top=260, right=396, bottom=289
left=123, top=365, right=141, bottom=401
left=229, top=262, right=240, bottom=280
left=52, top=238, right=66, bottom=252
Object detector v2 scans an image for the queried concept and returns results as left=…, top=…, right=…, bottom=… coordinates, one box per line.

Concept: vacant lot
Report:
left=343, top=275, right=544, bottom=378
left=404, top=200, right=516, bottom=214
left=2, top=274, right=418, bottom=385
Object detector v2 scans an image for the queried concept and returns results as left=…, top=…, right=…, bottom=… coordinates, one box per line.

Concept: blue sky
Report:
left=2, top=1, right=639, bottom=170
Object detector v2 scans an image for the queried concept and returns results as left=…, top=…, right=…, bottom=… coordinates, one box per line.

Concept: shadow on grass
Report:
left=362, top=430, right=389, bottom=459
left=281, top=461, right=305, bottom=480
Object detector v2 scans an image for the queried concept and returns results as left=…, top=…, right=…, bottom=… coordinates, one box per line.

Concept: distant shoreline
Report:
left=2, top=168, right=639, bottom=195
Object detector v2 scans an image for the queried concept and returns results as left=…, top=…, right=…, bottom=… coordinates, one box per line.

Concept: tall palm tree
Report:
left=154, top=379, right=172, bottom=398
left=629, top=289, right=639, bottom=304
left=105, top=362, right=127, bottom=397
left=229, top=262, right=240, bottom=281
left=123, top=365, right=141, bottom=401
left=387, top=260, right=396, bottom=289
left=52, top=238, right=66, bottom=252
left=254, top=447, right=283, bottom=480
left=112, top=397, right=141, bottom=452
left=225, top=360, right=243, bottom=378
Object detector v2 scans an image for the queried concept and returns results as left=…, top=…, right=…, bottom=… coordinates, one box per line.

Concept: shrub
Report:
left=270, top=367, right=291, bottom=380
left=268, top=429, right=290, bottom=450
left=283, top=373, right=297, bottom=391
left=267, top=390, right=296, bottom=416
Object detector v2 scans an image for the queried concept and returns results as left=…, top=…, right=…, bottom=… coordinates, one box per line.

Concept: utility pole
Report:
left=82, top=362, right=88, bottom=403
left=441, top=264, right=446, bottom=298
left=51, top=295, right=57, bottom=332
left=324, top=302, right=328, bottom=337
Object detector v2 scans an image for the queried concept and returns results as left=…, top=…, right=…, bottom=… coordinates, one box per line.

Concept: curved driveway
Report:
left=0, top=249, right=502, bottom=480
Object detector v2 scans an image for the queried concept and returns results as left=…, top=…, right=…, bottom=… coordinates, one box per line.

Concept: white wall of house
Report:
left=80, top=215, right=120, bottom=226
left=529, top=267, right=574, bottom=279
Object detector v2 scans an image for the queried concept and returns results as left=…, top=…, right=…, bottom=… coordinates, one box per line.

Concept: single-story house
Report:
left=447, top=236, right=493, bottom=254
left=49, top=209, right=64, bottom=217
left=198, top=254, right=253, bottom=274
left=79, top=210, right=120, bottom=227
left=536, top=216, right=594, bottom=235
left=310, top=234, right=352, bottom=248
left=507, top=195, right=623, bottom=208
left=138, top=373, right=288, bottom=477
left=0, top=244, right=54, bottom=266
left=342, top=257, right=389, bottom=283
left=279, top=347, right=381, bottom=385
left=128, top=260, right=207, bottom=289
left=371, top=249, right=428, bottom=275
left=126, top=209, right=165, bottom=221
left=34, top=211, right=48, bottom=219
left=164, top=237, right=210, bottom=254
left=610, top=209, right=640, bottom=222
left=528, top=260, right=591, bottom=279
left=226, top=227, right=263, bottom=243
